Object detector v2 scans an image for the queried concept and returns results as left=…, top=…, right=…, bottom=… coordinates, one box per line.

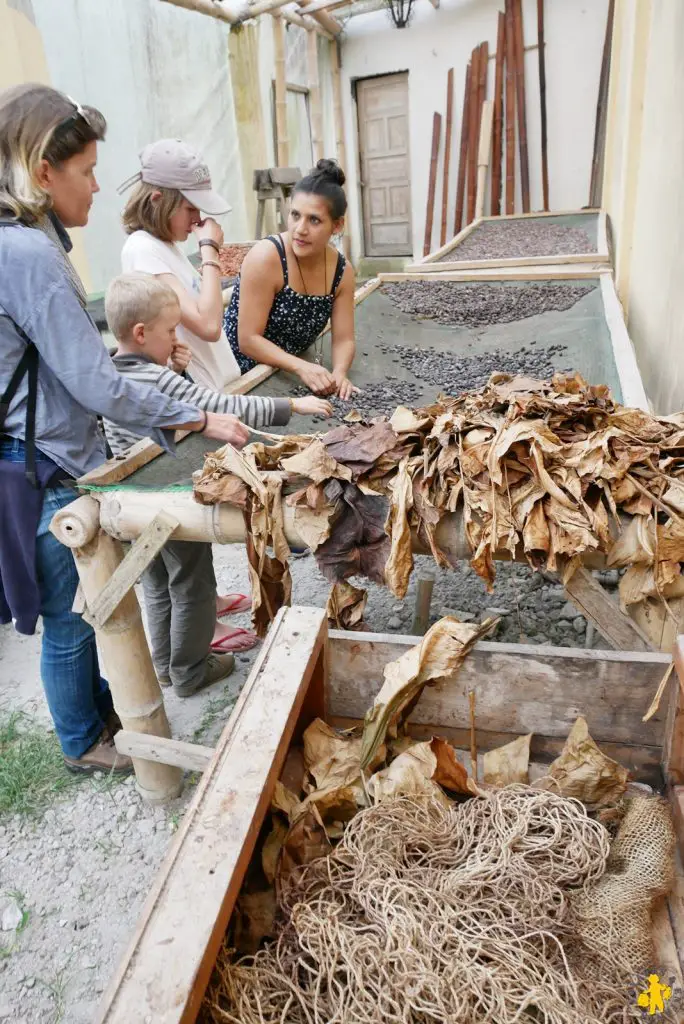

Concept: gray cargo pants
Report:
left=141, top=540, right=215, bottom=692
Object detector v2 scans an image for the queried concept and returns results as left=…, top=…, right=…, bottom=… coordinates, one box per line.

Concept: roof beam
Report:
left=295, top=0, right=349, bottom=13
left=159, top=0, right=238, bottom=24
left=159, top=0, right=334, bottom=37
left=296, top=0, right=343, bottom=35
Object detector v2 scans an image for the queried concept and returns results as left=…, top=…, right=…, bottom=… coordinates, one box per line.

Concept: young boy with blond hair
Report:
left=104, top=272, right=331, bottom=696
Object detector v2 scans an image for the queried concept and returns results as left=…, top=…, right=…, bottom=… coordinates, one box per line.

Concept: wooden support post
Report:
left=512, top=0, right=530, bottom=212
left=440, top=68, right=454, bottom=248
left=423, top=111, right=442, bottom=257
left=273, top=16, right=289, bottom=167
left=475, top=99, right=494, bottom=221
left=537, top=0, right=549, bottom=210
left=491, top=11, right=505, bottom=216
left=50, top=496, right=182, bottom=803
left=412, top=573, right=435, bottom=635
left=504, top=0, right=516, bottom=214
left=307, top=31, right=324, bottom=162
left=562, top=564, right=654, bottom=652
left=453, top=61, right=471, bottom=236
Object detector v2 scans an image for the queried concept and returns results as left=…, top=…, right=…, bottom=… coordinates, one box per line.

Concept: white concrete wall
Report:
left=30, top=0, right=244, bottom=294
left=339, top=0, right=610, bottom=263
left=603, top=0, right=684, bottom=415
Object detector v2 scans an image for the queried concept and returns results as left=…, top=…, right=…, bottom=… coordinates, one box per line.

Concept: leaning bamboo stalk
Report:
left=50, top=496, right=182, bottom=804
left=513, top=0, right=530, bottom=212
left=329, top=40, right=351, bottom=257
left=423, top=111, right=442, bottom=256
left=504, top=0, right=516, bottom=214
left=453, top=61, right=471, bottom=235
left=589, top=0, right=615, bottom=207
left=475, top=100, right=494, bottom=221
left=273, top=16, right=289, bottom=166
left=307, top=31, right=324, bottom=161
left=466, top=45, right=481, bottom=224
left=491, top=11, right=505, bottom=216
left=440, top=69, right=454, bottom=248
left=537, top=0, right=549, bottom=210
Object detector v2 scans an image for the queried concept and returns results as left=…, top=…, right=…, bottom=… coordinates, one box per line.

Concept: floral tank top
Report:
left=223, top=234, right=346, bottom=375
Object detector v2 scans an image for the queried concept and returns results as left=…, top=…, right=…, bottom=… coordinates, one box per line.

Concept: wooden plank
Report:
left=596, top=209, right=610, bottom=263
left=537, top=0, right=549, bottom=210
left=453, top=61, right=471, bottom=236
left=466, top=45, right=481, bottom=225
left=423, top=111, right=442, bottom=256
left=653, top=897, right=684, bottom=988
left=668, top=846, right=684, bottom=965
left=600, top=272, right=650, bottom=411
left=504, top=0, right=516, bottom=214
left=327, top=631, right=670, bottom=749
left=114, top=731, right=214, bottom=773
left=589, top=0, right=615, bottom=207
left=491, top=12, right=505, bottom=217
left=484, top=207, right=601, bottom=221
left=406, top=251, right=607, bottom=275
left=666, top=638, right=684, bottom=785
left=377, top=267, right=607, bottom=283
left=418, top=218, right=481, bottom=266
left=669, top=786, right=684, bottom=857
left=85, top=511, right=179, bottom=628
left=562, top=563, right=655, bottom=652
left=512, top=0, right=530, bottom=212
left=96, top=606, right=328, bottom=1024
left=440, top=68, right=454, bottom=248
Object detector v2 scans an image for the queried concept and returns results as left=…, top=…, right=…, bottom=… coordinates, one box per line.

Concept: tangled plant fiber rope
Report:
left=200, top=787, right=676, bottom=1024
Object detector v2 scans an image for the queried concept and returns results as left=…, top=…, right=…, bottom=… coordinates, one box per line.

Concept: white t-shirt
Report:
left=121, top=230, right=240, bottom=390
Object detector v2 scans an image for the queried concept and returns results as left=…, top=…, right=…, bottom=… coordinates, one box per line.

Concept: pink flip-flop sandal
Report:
left=210, top=628, right=259, bottom=653
left=216, top=593, right=252, bottom=618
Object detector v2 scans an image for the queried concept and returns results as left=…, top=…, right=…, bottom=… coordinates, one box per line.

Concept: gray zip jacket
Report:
left=0, top=221, right=201, bottom=478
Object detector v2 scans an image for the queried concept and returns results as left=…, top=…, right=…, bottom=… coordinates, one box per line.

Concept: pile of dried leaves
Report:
left=200, top=619, right=677, bottom=1024
left=194, top=372, right=684, bottom=635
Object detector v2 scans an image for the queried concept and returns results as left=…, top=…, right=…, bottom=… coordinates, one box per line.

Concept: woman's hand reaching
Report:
left=296, top=361, right=337, bottom=396
left=201, top=411, right=249, bottom=448
left=331, top=368, right=359, bottom=402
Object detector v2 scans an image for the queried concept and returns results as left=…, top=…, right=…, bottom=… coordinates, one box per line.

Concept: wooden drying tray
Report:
left=407, top=208, right=610, bottom=275
left=94, top=606, right=684, bottom=1024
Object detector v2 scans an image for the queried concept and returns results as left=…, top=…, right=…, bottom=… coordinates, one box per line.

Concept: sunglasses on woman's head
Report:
left=55, top=96, right=93, bottom=133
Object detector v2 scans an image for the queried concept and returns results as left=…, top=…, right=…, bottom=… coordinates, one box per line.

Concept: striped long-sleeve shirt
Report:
left=104, top=354, right=291, bottom=456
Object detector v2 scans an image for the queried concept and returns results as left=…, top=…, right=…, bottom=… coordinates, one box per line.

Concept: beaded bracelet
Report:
left=200, top=260, right=221, bottom=272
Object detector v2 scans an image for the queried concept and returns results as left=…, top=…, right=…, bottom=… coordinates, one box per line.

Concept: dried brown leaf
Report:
left=483, top=734, right=532, bottom=786
left=262, top=819, right=289, bottom=884
left=326, top=581, right=368, bottom=630
left=233, top=889, right=276, bottom=955
left=384, top=458, right=414, bottom=598
left=281, top=439, right=352, bottom=484
left=278, top=806, right=331, bottom=894
left=534, top=717, right=628, bottom=808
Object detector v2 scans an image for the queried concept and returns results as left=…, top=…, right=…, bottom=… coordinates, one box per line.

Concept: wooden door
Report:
left=357, top=73, right=412, bottom=257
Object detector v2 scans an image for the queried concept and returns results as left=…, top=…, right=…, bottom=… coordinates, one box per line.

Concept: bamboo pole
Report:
left=453, top=61, right=471, bottom=236
left=159, top=0, right=237, bottom=24
left=537, top=0, right=549, bottom=210
left=330, top=40, right=351, bottom=258
left=307, top=31, right=324, bottom=161
left=273, top=16, right=289, bottom=167
left=475, top=100, right=494, bottom=221
left=504, top=0, right=516, bottom=214
left=440, top=68, right=454, bottom=248
left=513, top=0, right=530, bottom=212
left=296, top=0, right=342, bottom=36
left=280, top=7, right=332, bottom=36
left=589, top=0, right=615, bottom=207
left=50, top=496, right=182, bottom=804
left=423, top=111, right=442, bottom=257
left=491, top=11, right=505, bottom=216
left=466, top=45, right=481, bottom=225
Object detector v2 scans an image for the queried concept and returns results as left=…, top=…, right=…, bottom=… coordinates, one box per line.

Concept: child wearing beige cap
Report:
left=119, top=138, right=237, bottom=391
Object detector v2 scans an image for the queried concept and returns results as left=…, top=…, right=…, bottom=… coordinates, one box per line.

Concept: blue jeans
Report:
left=0, top=439, right=113, bottom=758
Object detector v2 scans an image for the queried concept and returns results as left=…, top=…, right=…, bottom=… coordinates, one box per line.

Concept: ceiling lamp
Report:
left=384, top=0, right=414, bottom=28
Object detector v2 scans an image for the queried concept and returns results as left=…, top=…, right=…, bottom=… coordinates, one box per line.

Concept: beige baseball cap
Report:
left=118, top=139, right=231, bottom=215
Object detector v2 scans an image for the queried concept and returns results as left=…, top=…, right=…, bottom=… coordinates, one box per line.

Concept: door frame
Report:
left=353, top=70, right=411, bottom=259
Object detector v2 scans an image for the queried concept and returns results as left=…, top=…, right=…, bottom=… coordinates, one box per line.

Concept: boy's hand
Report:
left=202, top=412, right=249, bottom=448
left=168, top=341, right=192, bottom=375
left=292, top=396, right=334, bottom=418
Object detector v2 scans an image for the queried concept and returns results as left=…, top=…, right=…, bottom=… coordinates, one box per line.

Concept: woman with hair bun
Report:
left=224, top=158, right=358, bottom=400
